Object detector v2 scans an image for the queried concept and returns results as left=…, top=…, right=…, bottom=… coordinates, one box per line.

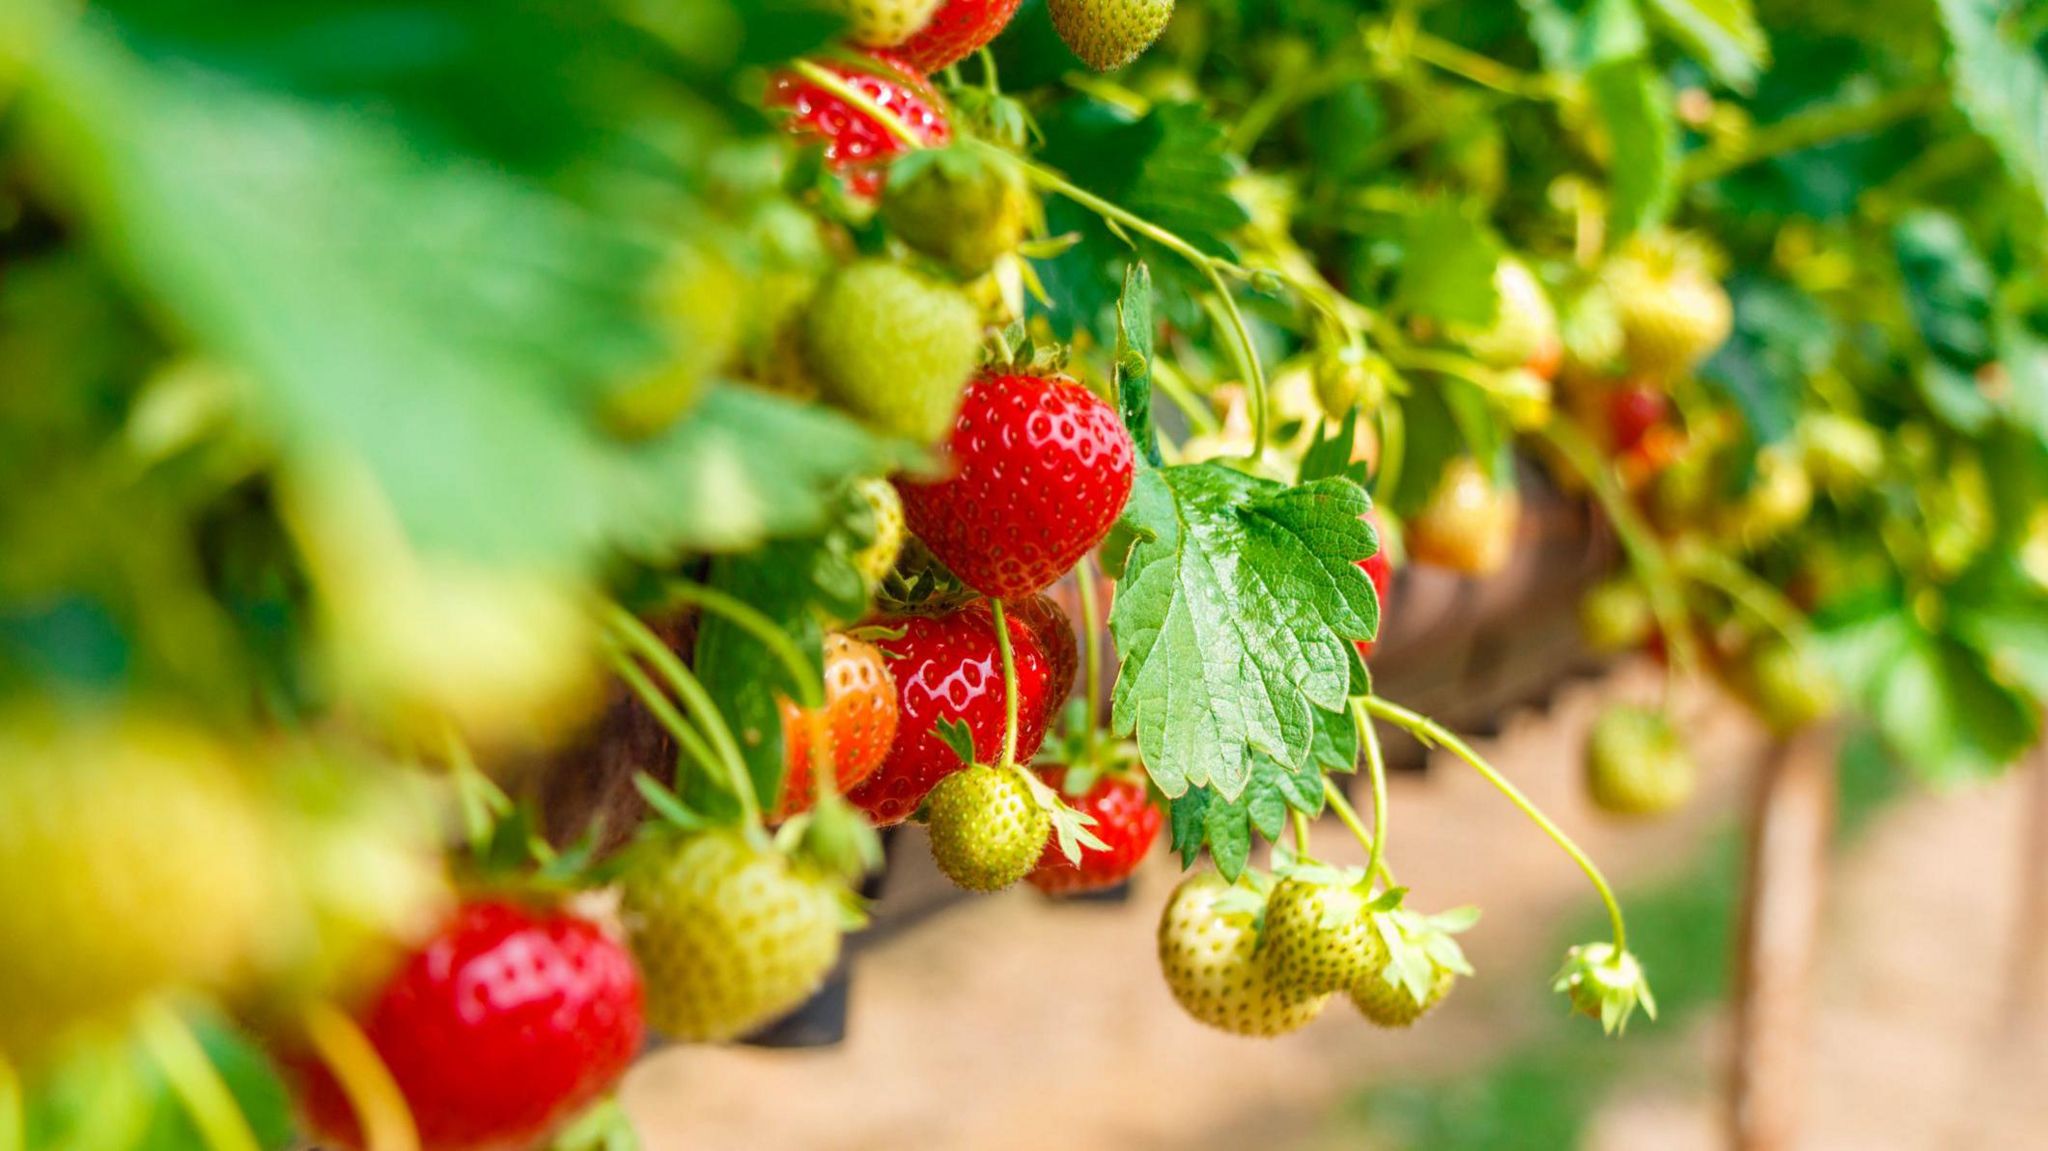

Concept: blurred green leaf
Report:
left=1589, top=56, right=1676, bottom=241
left=1641, top=0, right=1769, bottom=92
left=1936, top=0, right=2048, bottom=212
left=1393, top=198, right=1503, bottom=326
left=1894, top=211, right=1998, bottom=431
left=1518, top=0, right=1648, bottom=73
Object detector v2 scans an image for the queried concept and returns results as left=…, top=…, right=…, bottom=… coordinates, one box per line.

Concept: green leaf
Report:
left=1037, top=100, right=1251, bottom=261
left=1640, top=0, right=1769, bottom=93
left=935, top=717, right=979, bottom=767
left=1116, top=262, right=1164, bottom=467
left=1937, top=0, right=2048, bottom=212
left=1700, top=273, right=1835, bottom=444
left=1893, top=211, right=1999, bottom=432
left=1110, top=464, right=1378, bottom=802
left=1393, top=198, right=1504, bottom=327
left=1518, top=0, right=1649, bottom=74
left=1870, top=630, right=2038, bottom=782
left=1589, top=56, right=1677, bottom=242
left=693, top=510, right=869, bottom=807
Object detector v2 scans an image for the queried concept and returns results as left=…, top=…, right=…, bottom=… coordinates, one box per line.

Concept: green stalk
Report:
left=1364, top=695, right=1628, bottom=952
left=1352, top=697, right=1390, bottom=888
left=990, top=598, right=1020, bottom=771
left=606, top=648, right=727, bottom=794
left=980, top=140, right=1270, bottom=461
left=789, top=60, right=927, bottom=150
left=300, top=1002, right=419, bottom=1151
left=663, top=582, right=824, bottom=711
left=1535, top=419, right=1701, bottom=691
left=1075, top=553, right=1104, bottom=759
left=1321, top=776, right=1396, bottom=889
left=603, top=606, right=763, bottom=831
left=1407, top=30, right=1555, bottom=100
left=1291, top=808, right=1314, bottom=857
left=1680, top=81, right=1944, bottom=185
left=138, top=1005, right=262, bottom=1151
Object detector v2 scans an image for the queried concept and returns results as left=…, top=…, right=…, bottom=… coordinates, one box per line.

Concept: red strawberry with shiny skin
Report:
left=773, top=634, right=900, bottom=821
left=765, top=51, right=951, bottom=199
left=846, top=603, right=1052, bottom=825
left=295, top=899, right=644, bottom=1151
left=1355, top=509, right=1393, bottom=660
left=1607, top=382, right=1669, bottom=458
left=896, top=372, right=1135, bottom=600
left=1026, top=767, right=1161, bottom=894
left=1007, top=592, right=1078, bottom=730
left=898, top=0, right=1024, bottom=72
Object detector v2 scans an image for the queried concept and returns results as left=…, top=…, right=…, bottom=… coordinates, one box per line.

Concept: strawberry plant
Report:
left=2, top=0, right=2046, bottom=1146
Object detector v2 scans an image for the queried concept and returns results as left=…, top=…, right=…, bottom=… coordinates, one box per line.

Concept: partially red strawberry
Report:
left=1606, top=382, right=1669, bottom=458
left=765, top=51, right=951, bottom=200
left=1355, top=509, right=1393, bottom=660
left=896, top=372, right=1135, bottom=600
left=1026, top=767, right=1160, bottom=894
left=846, top=603, right=1052, bottom=825
left=773, top=634, right=900, bottom=821
left=1007, top=592, right=1078, bottom=730
left=897, top=0, right=1024, bottom=72
left=294, top=899, right=643, bottom=1151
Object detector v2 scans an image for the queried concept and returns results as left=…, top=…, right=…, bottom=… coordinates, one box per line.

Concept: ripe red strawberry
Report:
left=773, top=634, right=900, bottom=821
left=897, top=0, right=1024, bottom=72
left=295, top=900, right=643, bottom=1151
left=1354, top=510, right=1392, bottom=660
left=765, top=51, right=951, bottom=200
left=896, top=372, right=1136, bottom=600
left=846, top=603, right=1052, bottom=825
left=1606, top=382, right=1669, bottom=458
left=1026, top=767, right=1161, bottom=894
left=1007, top=592, right=1078, bottom=730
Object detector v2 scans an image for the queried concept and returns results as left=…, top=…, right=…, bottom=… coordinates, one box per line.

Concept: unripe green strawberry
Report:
left=882, top=149, right=1031, bottom=277
left=1350, top=961, right=1454, bottom=1029
left=1263, top=878, right=1376, bottom=995
left=850, top=476, right=906, bottom=590
left=832, top=0, right=944, bottom=47
left=0, top=716, right=275, bottom=1060
left=620, top=829, right=843, bottom=1042
left=1605, top=237, right=1732, bottom=381
left=1579, top=577, right=1654, bottom=653
left=1723, top=444, right=1812, bottom=547
left=1048, top=0, right=1176, bottom=72
left=1464, top=258, right=1558, bottom=369
left=925, top=763, right=1051, bottom=891
left=1797, top=412, right=1884, bottom=495
left=1558, top=281, right=1625, bottom=384
left=803, top=260, right=982, bottom=444
left=1584, top=705, right=1696, bottom=817
left=1745, top=640, right=1837, bottom=733
left=1311, top=344, right=1392, bottom=420
left=1157, top=873, right=1329, bottom=1037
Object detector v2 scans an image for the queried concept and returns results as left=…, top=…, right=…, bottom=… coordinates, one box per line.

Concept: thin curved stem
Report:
left=1680, top=81, right=1944, bottom=186
left=1075, top=553, right=1103, bottom=756
left=607, top=649, right=727, bottom=793
left=980, top=139, right=1269, bottom=460
left=1675, top=545, right=1808, bottom=645
left=1352, top=697, right=1390, bottom=888
left=1322, top=776, right=1397, bottom=889
left=300, top=1002, right=419, bottom=1151
left=990, top=598, right=1020, bottom=771
left=1364, top=695, right=1628, bottom=952
left=1406, top=30, right=1555, bottom=100
left=664, top=582, right=824, bottom=711
left=1535, top=419, right=1701, bottom=691
left=790, top=60, right=926, bottom=150
left=1290, top=808, right=1314, bottom=857
left=138, top=1004, right=262, bottom=1151
left=604, top=606, right=763, bottom=831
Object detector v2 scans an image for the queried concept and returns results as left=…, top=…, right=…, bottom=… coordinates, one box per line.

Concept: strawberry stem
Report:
left=976, top=139, right=1271, bottom=462
left=299, top=1001, right=421, bottom=1151
left=1290, top=808, right=1313, bottom=856
left=663, top=581, right=826, bottom=711
left=0, top=1050, right=18, bottom=1151
left=1321, top=775, right=1396, bottom=889
left=989, top=597, right=1020, bottom=771
left=603, top=605, right=765, bottom=834
left=1673, top=541, right=1808, bottom=647
left=605, top=648, right=728, bottom=796
left=1533, top=419, right=1702, bottom=702
left=1352, top=696, right=1391, bottom=888
left=1363, top=694, right=1629, bottom=953
left=138, top=1004, right=263, bottom=1151
left=442, top=727, right=511, bottom=858
left=1075, top=552, right=1103, bottom=759
left=789, top=59, right=927, bottom=151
